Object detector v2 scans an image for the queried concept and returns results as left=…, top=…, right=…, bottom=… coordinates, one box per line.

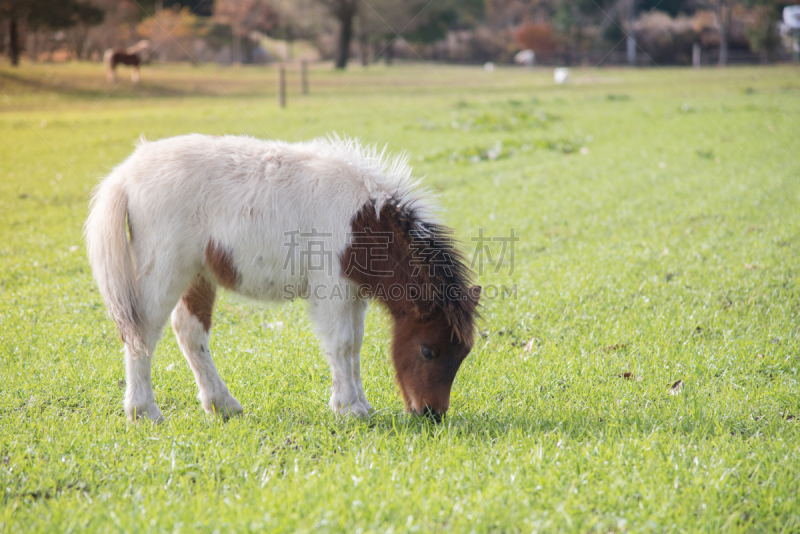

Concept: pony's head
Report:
left=391, top=285, right=481, bottom=421
left=333, top=140, right=484, bottom=420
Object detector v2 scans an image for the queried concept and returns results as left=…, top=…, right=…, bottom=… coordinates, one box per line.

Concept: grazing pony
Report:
left=85, top=135, right=481, bottom=422
left=103, top=40, right=150, bottom=83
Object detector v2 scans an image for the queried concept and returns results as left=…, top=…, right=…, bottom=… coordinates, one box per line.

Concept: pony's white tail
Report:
left=85, top=177, right=145, bottom=355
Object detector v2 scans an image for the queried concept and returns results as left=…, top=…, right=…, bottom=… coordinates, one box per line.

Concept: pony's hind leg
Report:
left=124, top=298, right=176, bottom=421
left=124, top=342, right=163, bottom=421
left=350, top=298, right=373, bottom=413
left=171, top=277, right=243, bottom=419
left=123, top=263, right=189, bottom=421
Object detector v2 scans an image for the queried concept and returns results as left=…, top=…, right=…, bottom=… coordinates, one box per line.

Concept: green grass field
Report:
left=1, top=60, right=799, bottom=533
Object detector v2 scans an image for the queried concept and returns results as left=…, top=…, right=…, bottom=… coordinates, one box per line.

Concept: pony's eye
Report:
left=420, top=346, right=435, bottom=360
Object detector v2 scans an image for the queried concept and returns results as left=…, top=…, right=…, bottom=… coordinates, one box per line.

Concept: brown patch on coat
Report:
left=340, top=198, right=480, bottom=344
left=205, top=240, right=239, bottom=290
left=182, top=277, right=216, bottom=331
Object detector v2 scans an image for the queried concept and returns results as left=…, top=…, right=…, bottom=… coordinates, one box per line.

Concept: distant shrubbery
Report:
left=0, top=0, right=791, bottom=67
left=636, top=12, right=697, bottom=64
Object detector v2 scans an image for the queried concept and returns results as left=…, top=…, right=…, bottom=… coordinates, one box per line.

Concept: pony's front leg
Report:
left=311, top=295, right=370, bottom=417
left=350, top=298, right=373, bottom=413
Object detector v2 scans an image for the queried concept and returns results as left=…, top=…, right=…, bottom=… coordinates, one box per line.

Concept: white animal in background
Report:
left=514, top=50, right=536, bottom=66
left=554, top=68, right=571, bottom=84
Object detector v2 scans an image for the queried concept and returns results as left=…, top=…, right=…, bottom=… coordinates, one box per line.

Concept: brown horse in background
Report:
left=104, top=40, right=150, bottom=83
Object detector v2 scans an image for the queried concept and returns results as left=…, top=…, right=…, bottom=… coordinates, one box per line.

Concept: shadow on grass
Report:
left=0, top=69, right=271, bottom=100
left=0, top=70, right=112, bottom=100
left=247, top=404, right=783, bottom=447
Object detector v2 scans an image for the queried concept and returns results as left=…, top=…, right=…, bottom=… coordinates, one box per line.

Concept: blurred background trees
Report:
left=214, top=0, right=279, bottom=63
left=1, top=0, right=796, bottom=67
left=0, top=0, right=104, bottom=65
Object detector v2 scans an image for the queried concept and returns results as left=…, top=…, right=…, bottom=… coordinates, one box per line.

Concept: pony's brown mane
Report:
left=341, top=196, right=478, bottom=343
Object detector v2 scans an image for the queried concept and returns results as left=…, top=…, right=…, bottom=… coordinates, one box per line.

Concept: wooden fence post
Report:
left=278, top=64, right=286, bottom=108
left=692, top=43, right=701, bottom=68
left=301, top=60, right=309, bottom=95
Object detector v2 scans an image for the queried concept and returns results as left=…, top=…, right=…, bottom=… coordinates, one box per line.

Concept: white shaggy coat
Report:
left=85, top=134, right=429, bottom=421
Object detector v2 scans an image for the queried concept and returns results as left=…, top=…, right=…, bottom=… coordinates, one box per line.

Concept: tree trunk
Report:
left=243, top=37, right=253, bottom=64
left=9, top=18, right=20, bottom=66
left=626, top=32, right=636, bottom=66
left=359, top=34, right=369, bottom=66
left=334, top=7, right=355, bottom=69
left=384, top=39, right=394, bottom=65
left=715, top=5, right=728, bottom=66
left=626, top=0, right=636, bottom=66
left=27, top=31, right=37, bottom=61
left=72, top=25, right=88, bottom=60
left=232, top=34, right=242, bottom=65
left=286, top=38, right=293, bottom=61
left=717, top=21, right=728, bottom=65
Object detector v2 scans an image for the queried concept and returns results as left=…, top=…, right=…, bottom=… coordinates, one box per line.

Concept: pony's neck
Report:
left=339, top=198, right=478, bottom=344
left=340, top=200, right=437, bottom=316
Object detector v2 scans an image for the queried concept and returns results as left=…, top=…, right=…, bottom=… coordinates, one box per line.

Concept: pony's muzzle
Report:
left=422, top=405, right=444, bottom=423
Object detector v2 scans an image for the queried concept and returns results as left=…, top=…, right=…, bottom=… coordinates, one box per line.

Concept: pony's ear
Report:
left=417, top=304, right=436, bottom=322
left=413, top=299, right=437, bottom=322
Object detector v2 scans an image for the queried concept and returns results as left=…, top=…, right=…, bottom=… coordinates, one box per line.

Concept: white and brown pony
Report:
left=85, top=135, right=481, bottom=422
left=103, top=40, right=150, bottom=83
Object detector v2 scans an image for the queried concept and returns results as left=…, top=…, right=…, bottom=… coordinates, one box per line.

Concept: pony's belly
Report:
left=236, top=269, right=306, bottom=302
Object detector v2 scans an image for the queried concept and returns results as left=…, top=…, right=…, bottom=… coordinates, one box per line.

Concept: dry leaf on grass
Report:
left=669, top=380, right=683, bottom=395
left=524, top=338, right=536, bottom=352
left=619, top=372, right=643, bottom=382
left=603, top=343, right=628, bottom=352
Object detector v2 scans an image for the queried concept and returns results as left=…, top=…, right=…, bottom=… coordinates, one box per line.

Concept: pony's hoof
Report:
left=203, top=394, right=243, bottom=420
left=332, top=398, right=371, bottom=418
left=126, top=402, right=164, bottom=422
